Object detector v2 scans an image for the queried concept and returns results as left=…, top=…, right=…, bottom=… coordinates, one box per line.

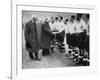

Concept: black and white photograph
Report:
left=1, top=0, right=99, bottom=80
left=22, top=11, right=90, bottom=69
left=11, top=1, right=97, bottom=79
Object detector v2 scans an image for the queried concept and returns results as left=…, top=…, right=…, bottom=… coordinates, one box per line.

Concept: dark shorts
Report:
left=77, top=32, right=86, bottom=49
left=56, top=30, right=65, bottom=44
left=66, top=33, right=70, bottom=45
left=85, top=35, right=89, bottom=52
left=69, top=33, right=77, bottom=47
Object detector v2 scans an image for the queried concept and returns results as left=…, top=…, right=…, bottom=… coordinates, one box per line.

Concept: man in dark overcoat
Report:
left=24, top=17, right=41, bottom=61
left=40, top=18, right=53, bottom=56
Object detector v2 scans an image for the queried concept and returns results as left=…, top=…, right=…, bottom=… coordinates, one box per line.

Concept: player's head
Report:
left=64, top=18, right=68, bottom=24
left=70, top=15, right=75, bottom=22
left=76, top=13, right=82, bottom=21
left=86, top=14, right=89, bottom=20
left=59, top=16, right=63, bottom=21
left=55, top=17, right=59, bottom=22
left=51, top=17, right=55, bottom=22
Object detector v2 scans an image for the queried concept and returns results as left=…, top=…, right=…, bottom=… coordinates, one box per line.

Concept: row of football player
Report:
left=49, top=14, right=89, bottom=66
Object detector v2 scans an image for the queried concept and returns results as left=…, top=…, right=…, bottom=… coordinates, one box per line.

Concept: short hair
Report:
left=59, top=16, right=63, bottom=20
left=71, top=15, right=75, bottom=19
left=77, top=13, right=82, bottom=18
left=55, top=17, right=59, bottom=20
left=65, top=18, right=68, bottom=22
left=86, top=14, right=89, bottom=19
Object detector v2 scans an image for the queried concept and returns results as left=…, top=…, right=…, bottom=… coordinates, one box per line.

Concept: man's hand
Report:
left=52, top=31, right=60, bottom=34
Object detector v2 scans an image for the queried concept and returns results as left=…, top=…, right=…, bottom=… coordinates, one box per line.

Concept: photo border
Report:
left=11, top=2, right=97, bottom=80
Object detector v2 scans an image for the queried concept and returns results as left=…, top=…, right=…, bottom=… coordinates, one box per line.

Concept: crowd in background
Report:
left=24, top=13, right=89, bottom=66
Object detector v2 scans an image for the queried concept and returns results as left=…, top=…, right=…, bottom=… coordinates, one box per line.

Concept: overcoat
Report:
left=40, top=22, right=52, bottom=49
left=24, top=20, right=40, bottom=53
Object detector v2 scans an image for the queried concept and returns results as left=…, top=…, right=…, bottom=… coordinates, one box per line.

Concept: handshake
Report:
left=52, top=30, right=59, bottom=34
